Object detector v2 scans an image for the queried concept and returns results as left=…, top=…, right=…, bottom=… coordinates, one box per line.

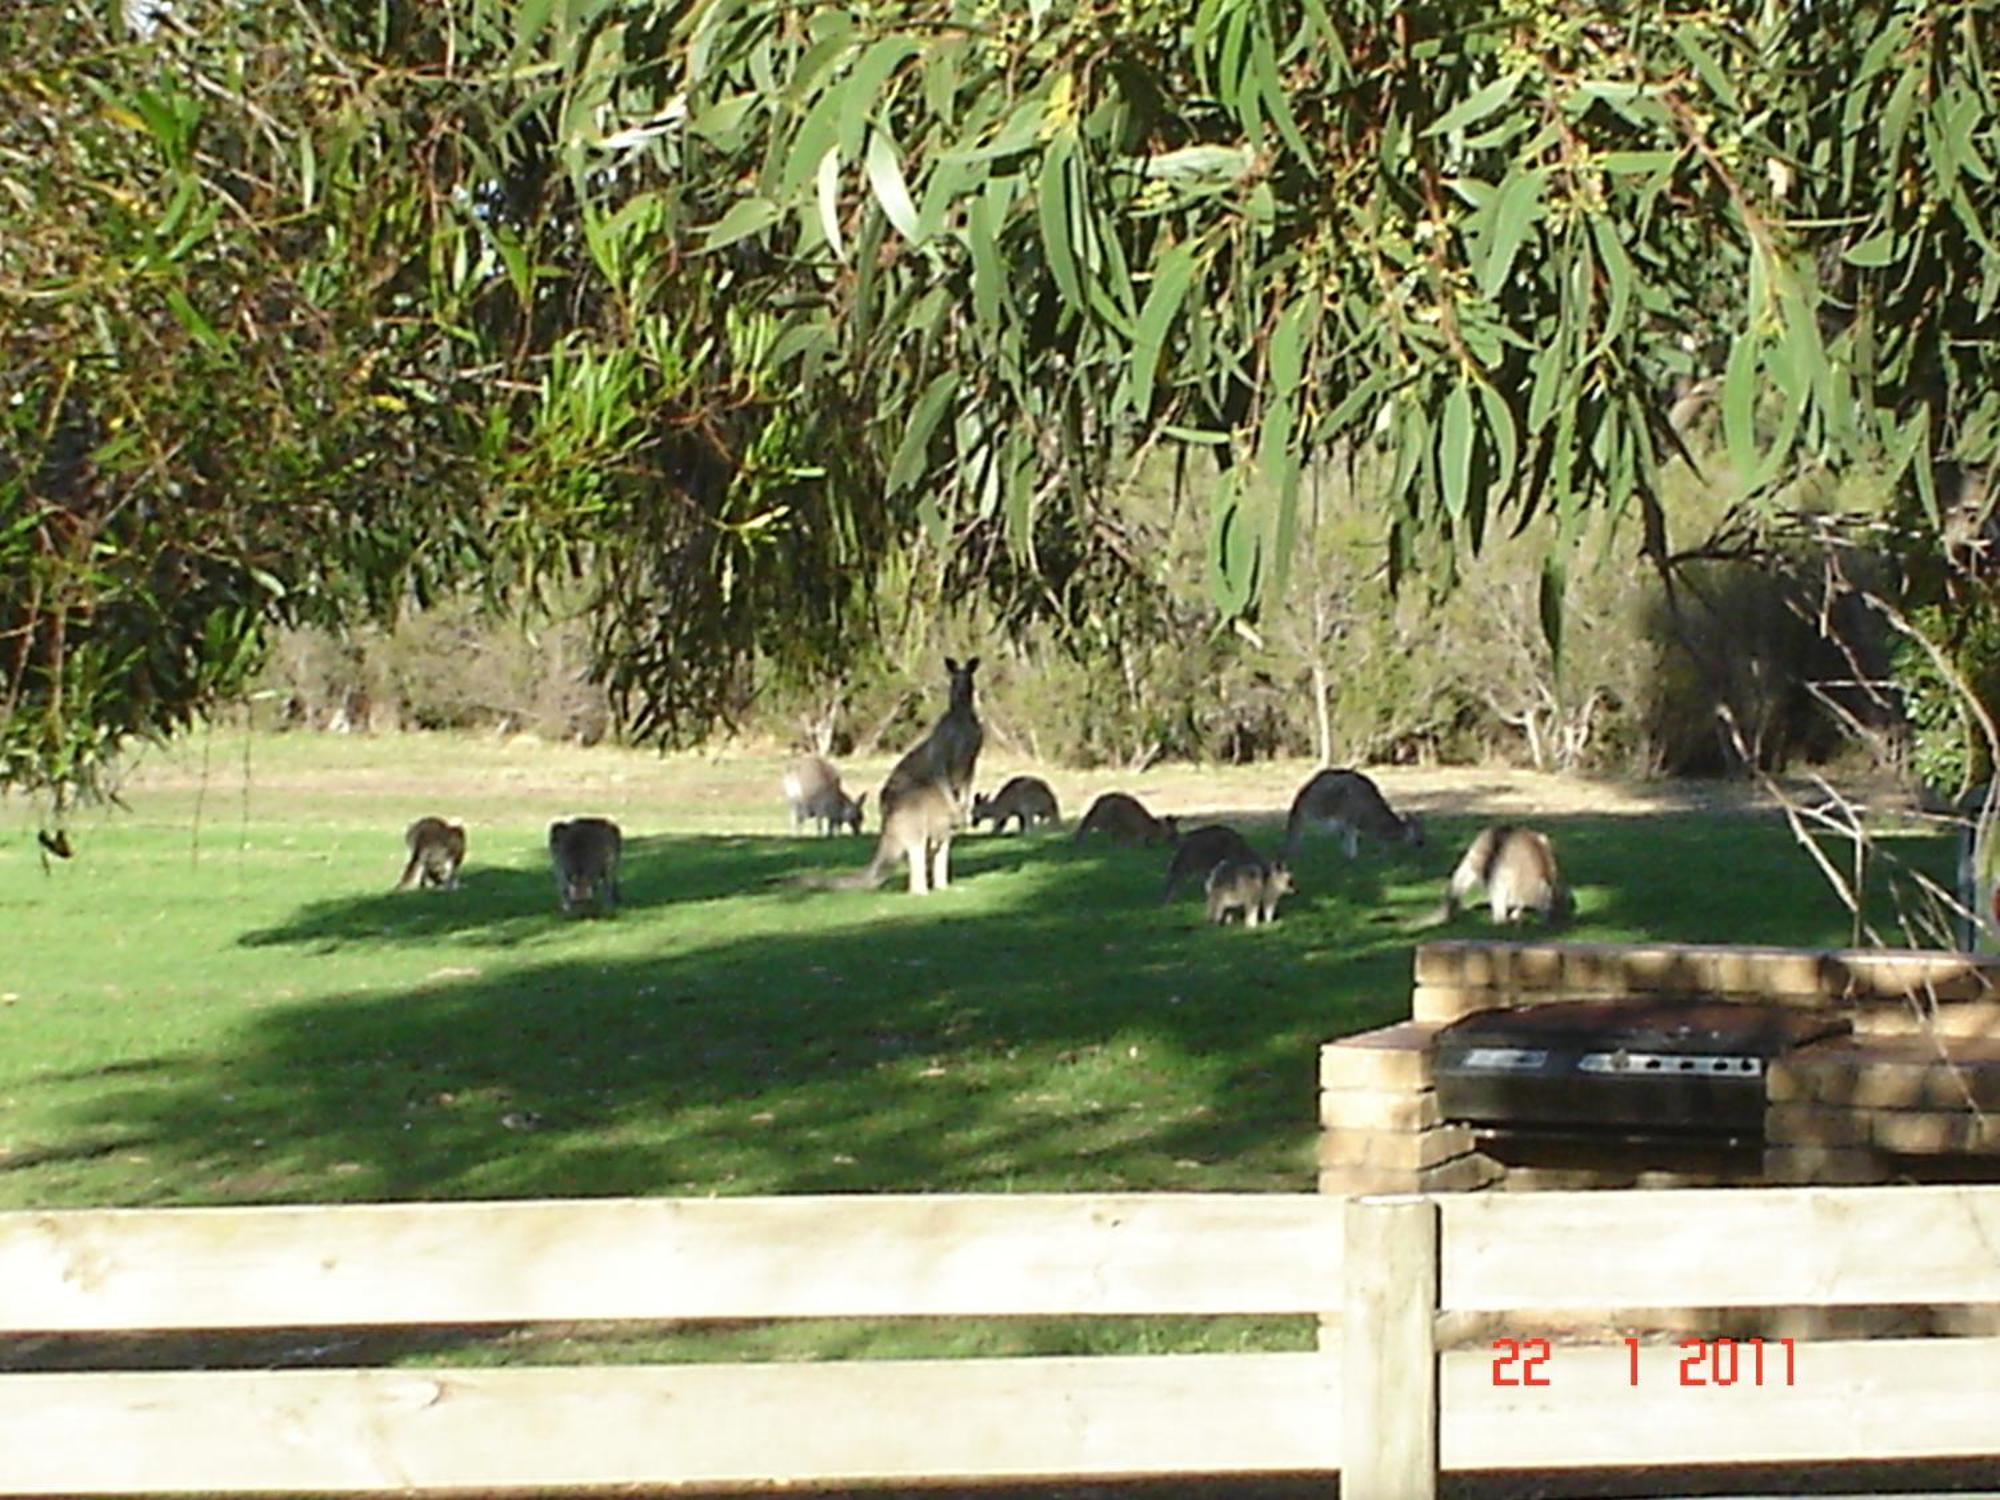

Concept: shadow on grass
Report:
left=20, top=808, right=1959, bottom=1385
left=100, top=826, right=1454, bottom=1210
left=0, top=1132, right=159, bottom=1174
left=93, top=808, right=1951, bottom=1206
left=92, top=810, right=1951, bottom=1210
left=238, top=833, right=896, bottom=950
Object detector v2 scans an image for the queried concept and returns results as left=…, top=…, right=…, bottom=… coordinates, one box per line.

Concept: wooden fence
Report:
left=1, top=1186, right=1996, bottom=1496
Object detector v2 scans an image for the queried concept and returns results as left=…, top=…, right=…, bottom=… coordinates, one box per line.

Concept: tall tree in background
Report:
left=3, top=0, right=1995, bottom=812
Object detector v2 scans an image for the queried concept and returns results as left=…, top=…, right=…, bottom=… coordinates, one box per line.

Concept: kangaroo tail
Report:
left=784, top=849, right=893, bottom=890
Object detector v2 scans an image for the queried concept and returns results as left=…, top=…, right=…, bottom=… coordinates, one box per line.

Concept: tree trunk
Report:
left=1312, top=659, right=1333, bottom=768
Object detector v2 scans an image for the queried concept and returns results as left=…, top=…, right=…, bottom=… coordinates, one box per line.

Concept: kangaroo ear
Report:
left=856, top=792, right=868, bottom=810
left=945, top=656, right=960, bottom=673
left=965, top=656, right=980, bottom=673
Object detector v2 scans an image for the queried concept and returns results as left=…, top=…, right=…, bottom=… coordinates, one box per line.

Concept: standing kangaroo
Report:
left=1282, top=769, right=1424, bottom=860
left=1072, top=793, right=1179, bottom=847
left=782, top=756, right=867, bottom=836
left=1161, top=824, right=1258, bottom=902
left=795, top=783, right=960, bottom=895
left=971, top=775, right=1060, bottom=833
left=1443, top=824, right=1572, bottom=925
left=880, top=657, right=983, bottom=821
left=548, top=816, right=623, bottom=915
left=396, top=816, right=466, bottom=891
left=800, top=658, right=979, bottom=896
left=1205, top=857, right=1295, bottom=927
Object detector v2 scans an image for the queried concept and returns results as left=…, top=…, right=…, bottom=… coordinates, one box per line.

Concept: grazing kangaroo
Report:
left=1443, top=824, right=1572, bottom=925
left=972, top=775, right=1060, bottom=833
left=1205, top=857, right=1295, bottom=927
left=1161, top=824, right=1258, bottom=902
left=1072, top=793, right=1179, bottom=847
left=396, top=817, right=466, bottom=891
left=548, top=816, right=623, bottom=915
left=795, top=783, right=959, bottom=895
left=1282, top=769, right=1424, bottom=860
left=782, top=756, right=867, bottom=836
left=880, top=657, right=983, bottom=821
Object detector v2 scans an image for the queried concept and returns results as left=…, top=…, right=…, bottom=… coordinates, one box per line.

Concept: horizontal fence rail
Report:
left=0, top=1193, right=1350, bottom=1330
left=2, top=1185, right=1997, bottom=1498
left=0, top=1355, right=1345, bottom=1494
left=1441, top=1338, right=2000, bottom=1471
left=1439, top=1184, right=2000, bottom=1310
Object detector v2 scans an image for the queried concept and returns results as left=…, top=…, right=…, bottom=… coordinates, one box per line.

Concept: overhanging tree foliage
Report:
left=662, top=0, right=1997, bottom=589
left=3, top=0, right=1996, bottom=810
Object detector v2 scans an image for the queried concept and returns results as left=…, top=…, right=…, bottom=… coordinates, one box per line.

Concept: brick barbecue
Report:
left=1321, top=940, right=2000, bottom=1200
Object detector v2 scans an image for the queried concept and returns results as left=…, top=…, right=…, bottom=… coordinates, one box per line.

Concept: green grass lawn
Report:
left=0, top=731, right=1955, bottom=1365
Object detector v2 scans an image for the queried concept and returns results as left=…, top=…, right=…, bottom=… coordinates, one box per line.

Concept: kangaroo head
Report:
left=1268, top=862, right=1295, bottom=896
left=944, top=657, right=981, bottom=708
left=1159, top=815, right=1181, bottom=843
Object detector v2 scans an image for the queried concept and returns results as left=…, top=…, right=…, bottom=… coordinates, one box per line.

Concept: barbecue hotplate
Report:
left=1434, top=998, right=1852, bottom=1138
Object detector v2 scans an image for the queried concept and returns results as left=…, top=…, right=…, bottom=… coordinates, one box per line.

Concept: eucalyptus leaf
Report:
left=1843, top=231, right=1897, bottom=267
left=1538, top=554, right=1566, bottom=677
left=1480, top=169, right=1546, bottom=298
left=1722, top=333, right=1761, bottom=487
left=1129, top=239, right=1200, bottom=415
left=1037, top=130, right=1084, bottom=312
left=887, top=372, right=958, bottom=494
left=1440, top=383, right=1474, bottom=522
left=864, top=130, right=923, bottom=243
left=1425, top=72, right=1524, bottom=139
left=701, top=196, right=783, bottom=250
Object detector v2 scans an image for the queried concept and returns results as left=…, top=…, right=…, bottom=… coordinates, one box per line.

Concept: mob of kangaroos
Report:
left=369, top=713, right=1587, bottom=943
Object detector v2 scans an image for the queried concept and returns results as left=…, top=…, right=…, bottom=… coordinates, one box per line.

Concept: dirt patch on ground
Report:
left=110, top=730, right=1914, bottom=830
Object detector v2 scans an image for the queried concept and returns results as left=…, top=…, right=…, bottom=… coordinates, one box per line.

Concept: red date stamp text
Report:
left=1490, top=1337, right=1798, bottom=1387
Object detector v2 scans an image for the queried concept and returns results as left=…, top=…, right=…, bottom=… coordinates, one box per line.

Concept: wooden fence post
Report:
left=1341, top=1193, right=1441, bottom=1500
